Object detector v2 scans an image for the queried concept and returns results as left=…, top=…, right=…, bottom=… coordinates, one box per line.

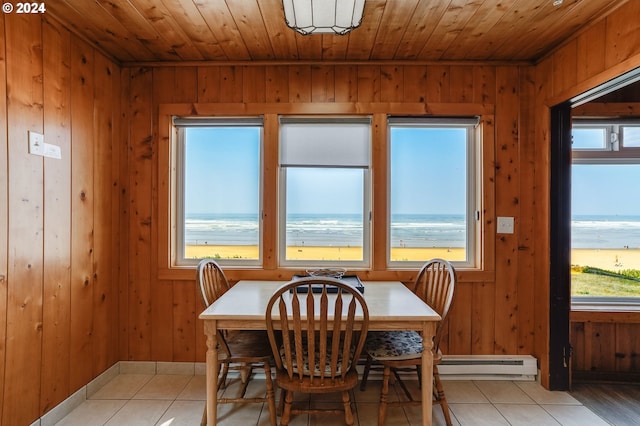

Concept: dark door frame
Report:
left=549, top=101, right=572, bottom=390
left=548, top=67, right=640, bottom=390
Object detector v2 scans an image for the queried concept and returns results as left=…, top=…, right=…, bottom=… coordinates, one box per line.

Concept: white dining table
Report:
left=199, top=280, right=441, bottom=425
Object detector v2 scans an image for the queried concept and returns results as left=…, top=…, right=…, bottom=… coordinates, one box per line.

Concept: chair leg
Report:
left=378, top=365, right=391, bottom=426
left=434, top=366, right=452, bottom=426
left=278, top=388, right=286, bottom=416
left=342, top=390, right=355, bottom=425
left=200, top=404, right=207, bottom=426
left=416, top=364, right=422, bottom=389
left=281, top=390, right=293, bottom=426
left=218, top=362, right=229, bottom=391
left=263, top=362, right=277, bottom=426
left=360, top=354, right=373, bottom=391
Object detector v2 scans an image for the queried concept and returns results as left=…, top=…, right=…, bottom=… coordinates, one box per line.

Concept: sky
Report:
left=184, top=126, right=469, bottom=217
left=571, top=127, right=640, bottom=216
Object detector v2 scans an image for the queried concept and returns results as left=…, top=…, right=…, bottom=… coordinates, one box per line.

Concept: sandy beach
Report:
left=186, top=245, right=640, bottom=270
left=571, top=248, right=640, bottom=270
left=186, top=245, right=465, bottom=262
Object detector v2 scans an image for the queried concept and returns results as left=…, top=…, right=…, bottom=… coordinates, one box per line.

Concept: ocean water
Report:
left=572, top=215, right=640, bottom=249
left=184, top=213, right=640, bottom=249
left=185, top=213, right=467, bottom=247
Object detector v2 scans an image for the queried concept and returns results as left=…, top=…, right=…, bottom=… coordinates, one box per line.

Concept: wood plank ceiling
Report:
left=47, top=0, right=627, bottom=64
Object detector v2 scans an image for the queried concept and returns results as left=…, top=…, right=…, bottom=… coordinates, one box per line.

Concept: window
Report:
left=388, top=118, right=478, bottom=268
left=571, top=119, right=640, bottom=300
left=174, top=117, right=263, bottom=266
left=279, top=117, right=371, bottom=267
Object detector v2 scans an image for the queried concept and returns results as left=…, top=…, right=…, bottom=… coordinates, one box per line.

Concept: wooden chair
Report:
left=360, top=258, right=456, bottom=426
left=265, top=277, right=369, bottom=426
left=196, top=259, right=277, bottom=426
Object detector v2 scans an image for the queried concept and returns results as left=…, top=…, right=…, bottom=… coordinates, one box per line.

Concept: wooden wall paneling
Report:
left=288, top=65, right=311, bottom=103
left=589, top=323, right=616, bottom=372
left=582, top=321, right=594, bottom=372
left=69, top=36, right=96, bottom=391
left=4, top=14, right=44, bottom=426
left=471, top=282, right=496, bottom=354
left=219, top=66, right=243, bottom=103
left=447, top=281, right=473, bottom=354
left=551, top=40, right=578, bottom=98
left=576, top=20, right=606, bottom=83
left=41, top=17, right=72, bottom=414
left=0, top=13, right=8, bottom=424
left=92, top=52, right=117, bottom=375
left=493, top=66, right=520, bottom=354
left=571, top=321, right=586, bottom=371
left=151, top=69, right=180, bottom=361
left=262, top=114, right=279, bottom=270
left=425, top=65, right=450, bottom=103
left=334, top=65, right=358, bottom=102
left=357, top=65, right=381, bottom=102
left=311, top=65, right=335, bottom=102
left=481, top=115, right=496, bottom=272
left=402, top=66, right=427, bottom=103
left=380, top=65, right=403, bottom=102
left=197, top=67, right=221, bottom=103
left=615, top=324, right=640, bottom=372
left=449, top=66, right=474, bottom=103
left=243, top=66, right=267, bottom=103
left=118, top=67, right=131, bottom=361
left=111, top=59, right=122, bottom=366
left=173, top=280, right=197, bottom=361
left=128, top=67, right=154, bottom=360
left=533, top=58, right=553, bottom=387
left=265, top=65, right=289, bottom=103
left=604, top=0, right=640, bottom=70
left=472, top=66, right=496, bottom=105
left=516, top=66, right=537, bottom=356
left=195, top=281, right=207, bottom=362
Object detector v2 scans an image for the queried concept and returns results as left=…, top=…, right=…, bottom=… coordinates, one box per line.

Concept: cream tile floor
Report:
left=54, top=374, right=610, bottom=426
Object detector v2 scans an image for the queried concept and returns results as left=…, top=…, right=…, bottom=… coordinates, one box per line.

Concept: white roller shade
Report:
left=280, top=118, right=371, bottom=167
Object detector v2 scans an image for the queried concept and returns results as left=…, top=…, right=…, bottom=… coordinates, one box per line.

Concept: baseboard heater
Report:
left=437, top=355, right=537, bottom=381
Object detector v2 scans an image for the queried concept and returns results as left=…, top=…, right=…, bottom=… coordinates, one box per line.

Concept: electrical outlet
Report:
left=28, top=131, right=45, bottom=156
left=497, top=216, right=515, bottom=234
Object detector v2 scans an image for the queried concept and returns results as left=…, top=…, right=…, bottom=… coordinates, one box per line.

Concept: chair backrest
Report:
left=412, top=258, right=456, bottom=349
left=196, top=258, right=232, bottom=356
left=196, top=258, right=231, bottom=308
left=265, top=277, right=369, bottom=383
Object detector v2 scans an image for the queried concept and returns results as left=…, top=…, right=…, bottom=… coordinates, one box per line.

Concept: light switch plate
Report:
left=28, top=130, right=45, bottom=156
left=497, top=216, right=515, bottom=234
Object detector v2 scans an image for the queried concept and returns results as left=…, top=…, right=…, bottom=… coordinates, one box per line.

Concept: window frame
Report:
left=173, top=116, right=265, bottom=268
left=277, top=116, right=372, bottom=268
left=387, top=117, right=480, bottom=269
left=571, top=119, right=640, bottom=304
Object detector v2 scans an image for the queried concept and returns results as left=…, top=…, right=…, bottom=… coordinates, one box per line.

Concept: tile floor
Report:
left=53, top=372, right=611, bottom=426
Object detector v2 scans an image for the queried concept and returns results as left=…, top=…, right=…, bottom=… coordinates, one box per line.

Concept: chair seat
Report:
left=276, top=366, right=359, bottom=393
left=365, top=331, right=423, bottom=361
left=279, top=345, right=348, bottom=376
left=221, top=330, right=273, bottom=361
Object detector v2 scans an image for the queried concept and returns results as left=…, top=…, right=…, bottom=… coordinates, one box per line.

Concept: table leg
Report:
left=204, top=320, right=218, bottom=426
left=422, top=322, right=435, bottom=426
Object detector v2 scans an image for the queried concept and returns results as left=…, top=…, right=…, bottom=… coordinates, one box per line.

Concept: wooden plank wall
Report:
left=120, top=62, right=541, bottom=371
left=534, top=0, right=640, bottom=382
left=0, top=14, right=121, bottom=425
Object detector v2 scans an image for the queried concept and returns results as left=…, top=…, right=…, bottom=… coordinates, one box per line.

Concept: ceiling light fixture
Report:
left=282, top=0, right=366, bottom=35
